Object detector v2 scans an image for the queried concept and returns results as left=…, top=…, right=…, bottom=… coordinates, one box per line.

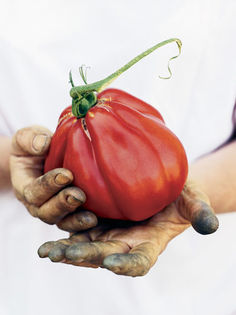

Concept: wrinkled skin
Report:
left=10, top=126, right=218, bottom=277
left=10, top=126, right=97, bottom=232
left=38, top=181, right=219, bottom=277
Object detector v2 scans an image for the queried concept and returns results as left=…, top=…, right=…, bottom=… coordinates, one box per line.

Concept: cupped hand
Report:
left=10, top=126, right=97, bottom=232
left=38, top=180, right=219, bottom=277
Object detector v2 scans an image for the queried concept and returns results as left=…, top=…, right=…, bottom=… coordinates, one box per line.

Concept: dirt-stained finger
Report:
left=57, top=210, right=98, bottom=232
left=178, top=182, right=219, bottom=235
left=65, top=240, right=129, bottom=266
left=103, top=242, right=159, bottom=277
left=38, top=238, right=73, bottom=261
left=23, top=168, right=74, bottom=206
left=47, top=238, right=76, bottom=262
left=190, top=201, right=219, bottom=234
left=38, top=241, right=57, bottom=258
left=38, top=233, right=89, bottom=262
left=37, top=187, right=86, bottom=224
left=11, top=126, right=52, bottom=156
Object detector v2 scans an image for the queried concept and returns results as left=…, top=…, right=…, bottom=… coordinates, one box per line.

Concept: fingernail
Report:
left=67, top=195, right=82, bottom=205
left=55, top=173, right=71, bottom=185
left=32, top=134, right=48, bottom=152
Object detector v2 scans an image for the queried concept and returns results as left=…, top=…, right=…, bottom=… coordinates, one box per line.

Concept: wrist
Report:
left=189, top=141, right=236, bottom=214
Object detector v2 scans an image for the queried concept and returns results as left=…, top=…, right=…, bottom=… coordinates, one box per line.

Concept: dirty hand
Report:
left=10, top=126, right=97, bottom=232
left=38, top=180, right=219, bottom=277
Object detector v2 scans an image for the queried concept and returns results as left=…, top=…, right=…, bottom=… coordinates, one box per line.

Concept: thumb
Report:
left=11, top=126, right=52, bottom=156
left=177, top=180, right=219, bottom=235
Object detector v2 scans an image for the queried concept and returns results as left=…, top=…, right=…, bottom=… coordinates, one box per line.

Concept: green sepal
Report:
left=72, top=92, right=97, bottom=118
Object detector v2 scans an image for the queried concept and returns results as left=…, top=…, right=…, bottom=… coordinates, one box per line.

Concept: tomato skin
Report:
left=44, top=88, right=188, bottom=221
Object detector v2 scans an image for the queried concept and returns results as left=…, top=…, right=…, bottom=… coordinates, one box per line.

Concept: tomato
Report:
left=44, top=38, right=187, bottom=220
left=45, top=88, right=188, bottom=221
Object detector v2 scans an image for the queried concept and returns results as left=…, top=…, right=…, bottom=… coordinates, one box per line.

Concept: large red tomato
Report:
left=44, top=88, right=188, bottom=221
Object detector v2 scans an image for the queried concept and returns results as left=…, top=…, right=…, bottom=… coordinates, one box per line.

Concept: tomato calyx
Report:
left=69, top=38, right=182, bottom=118
left=71, top=92, right=97, bottom=118
left=69, top=68, right=97, bottom=118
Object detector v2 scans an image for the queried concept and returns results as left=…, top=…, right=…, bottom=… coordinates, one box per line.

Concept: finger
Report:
left=57, top=210, right=98, bottom=232
left=38, top=239, right=73, bottom=261
left=190, top=201, right=219, bottom=235
left=38, top=241, right=57, bottom=258
left=38, top=233, right=91, bottom=260
left=37, top=187, right=86, bottom=224
left=65, top=240, right=129, bottom=266
left=103, top=242, right=159, bottom=277
left=11, top=126, right=52, bottom=156
left=23, top=168, right=74, bottom=206
left=179, top=182, right=219, bottom=235
left=10, top=127, right=53, bottom=198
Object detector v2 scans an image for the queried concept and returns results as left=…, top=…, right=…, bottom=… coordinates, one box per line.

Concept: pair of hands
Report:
left=10, top=126, right=219, bottom=277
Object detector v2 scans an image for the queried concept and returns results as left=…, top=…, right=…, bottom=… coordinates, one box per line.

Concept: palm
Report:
left=38, top=181, right=218, bottom=277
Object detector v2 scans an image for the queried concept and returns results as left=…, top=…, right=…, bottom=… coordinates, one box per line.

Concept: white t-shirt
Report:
left=0, top=1, right=235, bottom=315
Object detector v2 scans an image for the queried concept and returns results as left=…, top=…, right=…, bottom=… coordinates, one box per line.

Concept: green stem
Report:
left=70, top=38, right=182, bottom=118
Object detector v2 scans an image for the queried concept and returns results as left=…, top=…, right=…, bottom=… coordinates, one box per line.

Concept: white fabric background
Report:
left=0, top=0, right=235, bottom=314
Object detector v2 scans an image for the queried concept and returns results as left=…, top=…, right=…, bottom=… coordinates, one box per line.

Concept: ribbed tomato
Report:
left=44, top=88, right=188, bottom=221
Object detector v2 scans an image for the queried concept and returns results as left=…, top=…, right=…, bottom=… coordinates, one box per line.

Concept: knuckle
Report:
left=23, top=185, right=35, bottom=203
left=40, top=172, right=56, bottom=189
left=37, top=211, right=54, bottom=224
left=131, top=254, right=151, bottom=276
left=15, top=128, right=31, bottom=151
left=15, top=128, right=26, bottom=143
left=11, top=130, right=24, bottom=153
left=56, top=220, right=67, bottom=231
left=58, top=190, right=73, bottom=209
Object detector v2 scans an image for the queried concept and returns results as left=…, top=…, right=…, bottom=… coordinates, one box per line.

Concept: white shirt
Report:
left=0, top=1, right=236, bottom=315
